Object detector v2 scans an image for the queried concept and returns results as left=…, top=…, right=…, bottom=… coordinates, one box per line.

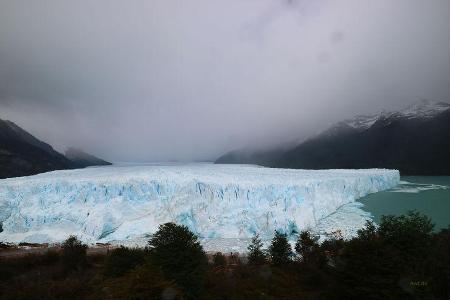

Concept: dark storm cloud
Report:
left=1, top=0, right=450, bottom=161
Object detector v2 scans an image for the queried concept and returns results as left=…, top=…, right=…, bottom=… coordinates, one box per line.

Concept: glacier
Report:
left=0, top=164, right=400, bottom=248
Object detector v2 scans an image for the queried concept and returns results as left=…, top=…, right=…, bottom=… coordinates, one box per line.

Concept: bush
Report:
left=212, top=252, right=227, bottom=267
left=269, top=231, right=292, bottom=265
left=148, top=222, right=207, bottom=300
left=430, top=227, right=450, bottom=299
left=100, top=263, right=182, bottom=300
left=0, top=213, right=447, bottom=299
left=247, top=234, right=267, bottom=265
left=0, top=241, right=14, bottom=249
left=330, top=211, right=438, bottom=299
left=378, top=211, right=434, bottom=260
left=103, top=246, right=146, bottom=278
left=228, top=252, right=241, bottom=266
left=41, top=250, right=60, bottom=265
left=61, top=236, right=87, bottom=272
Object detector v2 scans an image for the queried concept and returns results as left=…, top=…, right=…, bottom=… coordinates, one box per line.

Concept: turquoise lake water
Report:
left=359, top=176, right=450, bottom=230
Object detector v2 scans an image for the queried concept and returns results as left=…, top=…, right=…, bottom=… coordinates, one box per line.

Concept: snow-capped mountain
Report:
left=335, top=100, right=450, bottom=132
left=216, top=100, right=450, bottom=175
left=341, top=114, right=380, bottom=131
left=398, top=99, right=450, bottom=119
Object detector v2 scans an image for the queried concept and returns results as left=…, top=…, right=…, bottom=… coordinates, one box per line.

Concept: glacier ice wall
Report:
left=0, top=164, right=400, bottom=244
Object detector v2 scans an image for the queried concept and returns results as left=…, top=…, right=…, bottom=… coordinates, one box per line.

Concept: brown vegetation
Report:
left=0, top=212, right=448, bottom=299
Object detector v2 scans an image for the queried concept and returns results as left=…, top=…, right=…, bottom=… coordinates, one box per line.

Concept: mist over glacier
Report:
left=1, top=0, right=450, bottom=162
left=0, top=164, right=399, bottom=249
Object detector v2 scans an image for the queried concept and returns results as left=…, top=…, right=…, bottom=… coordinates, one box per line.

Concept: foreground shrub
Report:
left=0, top=251, right=59, bottom=283
left=269, top=231, right=292, bottom=265
left=148, top=222, right=207, bottom=299
left=101, top=263, right=182, bottom=300
left=330, top=211, right=440, bottom=299
left=212, top=252, right=227, bottom=267
left=429, top=227, right=450, bottom=299
left=61, top=236, right=87, bottom=272
left=103, top=246, right=146, bottom=278
left=41, top=250, right=60, bottom=265
left=378, top=211, right=434, bottom=261
left=1, top=274, right=95, bottom=300
left=1, top=213, right=447, bottom=299
left=0, top=241, right=14, bottom=249
left=228, top=252, right=242, bottom=266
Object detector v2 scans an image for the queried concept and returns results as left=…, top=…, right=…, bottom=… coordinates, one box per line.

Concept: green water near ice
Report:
left=360, top=176, right=450, bottom=230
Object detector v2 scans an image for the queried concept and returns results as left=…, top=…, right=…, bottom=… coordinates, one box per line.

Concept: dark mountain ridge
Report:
left=0, top=119, right=111, bottom=179
left=215, top=100, right=450, bottom=175
left=65, top=147, right=112, bottom=168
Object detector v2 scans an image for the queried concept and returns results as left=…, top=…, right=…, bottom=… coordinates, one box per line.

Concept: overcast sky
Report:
left=1, top=0, right=450, bottom=162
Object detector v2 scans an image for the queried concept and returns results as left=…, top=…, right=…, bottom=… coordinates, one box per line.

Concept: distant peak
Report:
left=3, top=119, right=20, bottom=130
left=331, top=99, right=449, bottom=133
left=399, top=99, right=450, bottom=118
left=65, top=147, right=111, bottom=167
left=341, top=114, right=380, bottom=130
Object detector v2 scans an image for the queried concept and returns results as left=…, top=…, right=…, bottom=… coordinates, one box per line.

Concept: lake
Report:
left=360, top=176, right=450, bottom=230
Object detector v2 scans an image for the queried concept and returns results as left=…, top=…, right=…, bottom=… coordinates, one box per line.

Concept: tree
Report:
left=247, top=234, right=267, bottom=265
left=268, top=231, right=292, bottom=265
left=320, top=232, right=344, bottom=267
left=330, top=211, right=437, bottom=299
left=148, top=222, right=207, bottom=300
left=61, top=235, right=87, bottom=272
left=103, top=246, right=146, bottom=278
left=378, top=210, right=434, bottom=260
left=295, top=231, right=326, bottom=267
left=212, top=252, right=227, bottom=267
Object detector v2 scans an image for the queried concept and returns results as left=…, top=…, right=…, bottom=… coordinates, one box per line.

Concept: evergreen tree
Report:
left=148, top=222, right=207, bottom=300
left=268, top=231, right=292, bottom=265
left=295, top=231, right=325, bottom=267
left=247, top=234, right=267, bottom=265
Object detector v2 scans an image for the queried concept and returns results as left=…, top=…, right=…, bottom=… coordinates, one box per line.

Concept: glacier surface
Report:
left=0, top=164, right=399, bottom=247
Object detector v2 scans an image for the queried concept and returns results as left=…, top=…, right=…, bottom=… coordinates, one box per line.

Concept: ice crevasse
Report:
left=0, top=164, right=400, bottom=244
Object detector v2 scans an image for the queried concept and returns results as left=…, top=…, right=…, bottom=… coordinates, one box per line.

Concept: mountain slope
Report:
left=65, top=147, right=112, bottom=168
left=216, top=100, right=450, bottom=175
left=0, top=119, right=74, bottom=179
left=0, top=119, right=112, bottom=179
left=215, top=147, right=285, bottom=165
left=276, top=109, right=450, bottom=174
